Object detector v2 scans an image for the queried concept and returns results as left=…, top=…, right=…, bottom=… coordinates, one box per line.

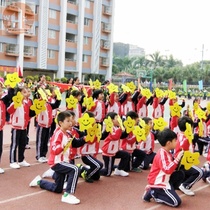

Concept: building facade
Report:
left=0, top=0, right=114, bottom=81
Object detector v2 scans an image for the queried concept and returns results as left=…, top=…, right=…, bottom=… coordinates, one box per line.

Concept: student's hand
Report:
left=176, top=150, right=184, bottom=161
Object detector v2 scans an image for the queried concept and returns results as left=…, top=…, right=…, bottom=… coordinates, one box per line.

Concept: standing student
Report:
left=29, top=111, right=86, bottom=205
left=142, top=128, right=184, bottom=207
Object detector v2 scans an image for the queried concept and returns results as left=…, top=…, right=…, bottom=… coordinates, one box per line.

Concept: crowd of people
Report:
left=0, top=73, right=210, bottom=207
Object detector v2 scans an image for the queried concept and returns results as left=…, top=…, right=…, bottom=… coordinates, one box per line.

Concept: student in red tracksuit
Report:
left=100, top=112, right=130, bottom=177
left=29, top=111, right=86, bottom=205
left=0, top=79, right=14, bottom=173
left=79, top=111, right=103, bottom=183
left=7, top=87, right=32, bottom=169
left=90, top=90, right=105, bottom=124
left=107, top=92, right=122, bottom=116
left=142, top=128, right=184, bottom=207
left=35, top=89, right=61, bottom=163
left=138, top=117, right=156, bottom=170
left=120, top=111, right=146, bottom=172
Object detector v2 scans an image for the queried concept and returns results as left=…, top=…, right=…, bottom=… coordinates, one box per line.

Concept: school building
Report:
left=0, top=0, right=114, bottom=81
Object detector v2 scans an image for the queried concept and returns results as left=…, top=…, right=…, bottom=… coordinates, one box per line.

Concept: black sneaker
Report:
left=142, top=189, right=152, bottom=202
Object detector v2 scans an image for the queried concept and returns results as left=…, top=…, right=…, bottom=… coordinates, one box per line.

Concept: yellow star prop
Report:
left=168, top=90, right=176, bottom=99
left=78, top=113, right=95, bottom=131
left=184, top=123, right=193, bottom=144
left=45, top=89, right=52, bottom=96
left=153, top=117, right=168, bottom=131
left=180, top=151, right=200, bottom=170
left=89, top=79, right=94, bottom=89
left=54, top=88, right=62, bottom=100
left=4, top=72, right=21, bottom=88
left=63, top=137, right=74, bottom=153
left=104, top=116, right=114, bottom=133
left=141, top=88, right=152, bottom=99
left=126, top=81, right=136, bottom=94
left=133, top=126, right=146, bottom=142
left=193, top=102, right=199, bottom=111
left=30, top=99, right=46, bottom=115
left=195, top=108, right=207, bottom=120
left=12, top=91, right=23, bottom=109
left=123, top=116, right=135, bottom=133
left=82, top=96, right=95, bottom=110
left=95, top=123, right=102, bottom=142
left=38, top=88, right=47, bottom=101
left=86, top=125, right=97, bottom=143
left=117, top=115, right=124, bottom=130
left=107, top=83, right=119, bottom=94
left=66, top=95, right=78, bottom=109
left=93, top=79, right=101, bottom=90
left=155, top=88, right=164, bottom=98
left=121, top=84, right=131, bottom=93
left=170, top=102, right=182, bottom=117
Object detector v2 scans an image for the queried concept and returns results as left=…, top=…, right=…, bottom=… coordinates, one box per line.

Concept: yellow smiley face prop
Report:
left=4, top=72, right=21, bottom=88
left=153, top=117, right=168, bottom=131
left=133, top=126, right=146, bottom=142
left=155, top=88, right=164, bottom=98
left=198, top=121, right=204, bottom=137
left=107, top=83, right=119, bottom=94
left=89, top=79, right=94, bottom=88
left=66, top=95, right=78, bottom=109
left=78, top=113, right=95, bottom=131
left=126, top=81, right=136, bottom=94
left=123, top=116, right=135, bottom=133
left=38, top=88, right=47, bottom=101
left=193, top=102, right=199, bottom=111
left=12, top=91, right=23, bottom=108
left=121, top=84, right=131, bottom=93
left=184, top=123, right=193, bottom=144
left=195, top=108, right=207, bottom=120
left=168, top=90, right=176, bottom=100
left=54, top=88, right=62, bottom=100
left=82, top=97, right=95, bottom=110
left=63, top=138, right=73, bottom=153
left=45, top=89, right=52, bottom=96
left=139, top=118, right=146, bottom=128
left=93, top=79, right=101, bottom=90
left=86, top=125, right=97, bottom=143
left=170, top=102, right=182, bottom=117
left=95, top=123, right=102, bottom=142
left=104, top=116, right=114, bottom=133
left=117, top=115, right=124, bottom=130
left=180, top=151, right=200, bottom=170
left=141, top=88, right=152, bottom=99
left=30, top=99, right=46, bottom=115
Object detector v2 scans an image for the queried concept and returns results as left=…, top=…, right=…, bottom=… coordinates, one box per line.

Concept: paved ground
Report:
left=1, top=98, right=210, bottom=210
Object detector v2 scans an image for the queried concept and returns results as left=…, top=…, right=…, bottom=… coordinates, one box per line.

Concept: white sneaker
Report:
left=114, top=168, right=129, bottom=177
left=10, top=162, right=20, bottom=169
left=0, top=168, right=4, bottom=174
left=179, top=184, right=195, bottom=196
left=19, top=160, right=30, bottom=167
left=206, top=177, right=210, bottom=184
left=38, top=157, right=48, bottom=163
left=61, top=194, right=80, bottom=205
left=42, top=168, right=54, bottom=178
left=29, top=175, right=41, bottom=187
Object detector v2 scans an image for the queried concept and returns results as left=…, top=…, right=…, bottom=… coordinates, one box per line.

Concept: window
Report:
left=33, top=48, right=37, bottom=56
left=0, top=43, right=3, bottom=52
left=48, top=29, right=56, bottom=39
left=84, top=18, right=90, bottom=26
left=0, top=0, right=6, bottom=7
left=83, top=36, right=88, bottom=45
left=48, top=50, right=55, bottom=59
left=82, top=54, right=88, bottom=62
left=85, top=0, right=90, bottom=8
left=49, top=9, right=56, bottom=19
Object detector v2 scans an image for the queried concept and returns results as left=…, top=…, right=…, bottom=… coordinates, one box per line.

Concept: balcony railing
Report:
left=65, top=58, right=76, bottom=62
left=5, top=44, right=19, bottom=56
left=101, top=58, right=109, bottom=66
left=102, top=23, right=111, bottom=33
left=103, top=6, right=112, bottom=15
left=101, top=40, right=110, bottom=49
left=67, top=0, right=77, bottom=5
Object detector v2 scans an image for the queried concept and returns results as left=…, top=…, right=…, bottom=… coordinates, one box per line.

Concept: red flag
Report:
left=17, top=66, right=23, bottom=77
left=168, top=79, right=173, bottom=90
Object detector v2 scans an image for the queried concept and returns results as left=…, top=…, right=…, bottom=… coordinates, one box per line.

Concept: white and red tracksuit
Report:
left=136, top=96, right=148, bottom=118
left=90, top=100, right=105, bottom=123
left=107, top=93, right=122, bottom=116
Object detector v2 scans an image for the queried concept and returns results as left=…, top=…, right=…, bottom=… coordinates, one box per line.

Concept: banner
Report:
left=183, top=80, right=187, bottom=92
left=198, top=80, right=203, bottom=90
left=168, top=78, right=173, bottom=90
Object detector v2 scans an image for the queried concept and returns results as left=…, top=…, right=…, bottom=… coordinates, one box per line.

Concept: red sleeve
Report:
left=137, top=96, right=146, bottom=111
left=7, top=102, right=16, bottom=114
left=169, top=99, right=174, bottom=106
left=51, top=132, right=63, bottom=155
left=109, top=93, right=115, bottom=106
left=152, top=97, right=159, bottom=109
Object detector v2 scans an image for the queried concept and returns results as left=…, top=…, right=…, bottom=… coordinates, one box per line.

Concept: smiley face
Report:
left=121, top=84, right=131, bottom=93
left=180, top=151, right=200, bottom=170
left=153, top=117, right=167, bottom=131
left=184, top=122, right=193, bottom=144
left=170, top=102, right=182, bottom=117
left=66, top=95, right=78, bottom=109
left=104, top=116, right=114, bottom=133
left=155, top=88, right=164, bottom=98
left=123, top=116, right=135, bottom=133
left=86, top=125, right=97, bottom=143
left=107, top=83, right=119, bottom=94
left=141, top=88, right=152, bottom=99
left=195, top=108, right=207, bottom=120
left=4, top=72, right=21, bottom=88
left=126, top=81, right=136, bottom=94
left=78, top=113, right=95, bottom=131
left=12, top=91, right=23, bottom=108
left=133, top=126, right=146, bottom=142
left=82, top=97, right=95, bottom=110
left=168, top=90, right=176, bottom=99
left=30, top=99, right=46, bottom=115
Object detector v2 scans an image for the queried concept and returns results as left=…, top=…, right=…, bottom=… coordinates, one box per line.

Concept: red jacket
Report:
left=121, top=132, right=137, bottom=154
left=137, top=96, right=148, bottom=118
left=37, top=103, right=53, bottom=128
left=90, top=100, right=105, bottom=123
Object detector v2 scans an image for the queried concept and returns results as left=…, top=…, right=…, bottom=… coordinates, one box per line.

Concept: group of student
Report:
left=0, top=75, right=210, bottom=207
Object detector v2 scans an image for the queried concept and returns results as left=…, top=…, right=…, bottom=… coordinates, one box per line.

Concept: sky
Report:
left=113, top=0, right=210, bottom=65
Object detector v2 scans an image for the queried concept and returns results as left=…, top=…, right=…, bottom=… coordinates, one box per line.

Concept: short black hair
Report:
left=178, top=116, right=193, bottom=131
left=126, top=111, right=138, bottom=119
left=142, top=117, right=152, bottom=124
left=71, top=90, right=81, bottom=97
left=66, top=110, right=75, bottom=117
left=92, top=89, right=103, bottom=100
left=105, top=112, right=118, bottom=120
left=157, top=128, right=177, bottom=146
left=84, top=111, right=95, bottom=118
left=57, top=111, right=71, bottom=126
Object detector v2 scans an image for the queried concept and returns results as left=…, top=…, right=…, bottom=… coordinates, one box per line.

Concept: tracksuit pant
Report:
left=100, top=150, right=130, bottom=176
left=36, top=125, right=50, bottom=159
left=81, top=155, right=103, bottom=180
left=141, top=152, right=156, bottom=170
left=40, top=162, right=79, bottom=194
left=10, top=129, right=27, bottom=163
left=151, top=170, right=185, bottom=207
